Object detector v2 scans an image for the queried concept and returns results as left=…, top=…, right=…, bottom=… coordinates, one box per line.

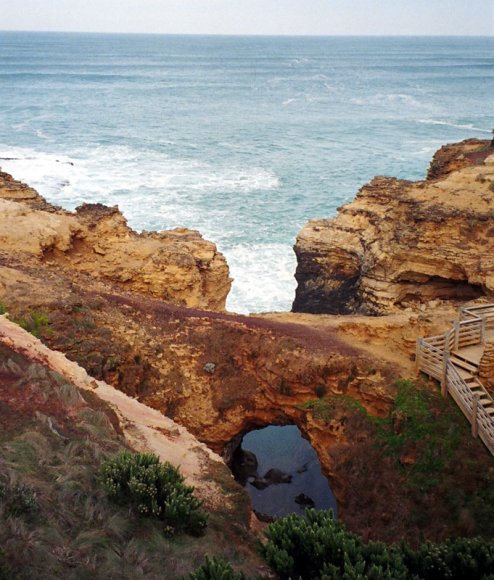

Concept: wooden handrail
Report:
left=417, top=304, right=494, bottom=456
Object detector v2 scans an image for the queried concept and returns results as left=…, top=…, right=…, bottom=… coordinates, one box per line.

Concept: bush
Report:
left=100, top=451, right=207, bottom=536
left=0, top=481, right=40, bottom=518
left=260, top=509, right=494, bottom=580
left=403, top=537, right=494, bottom=579
left=14, top=310, right=51, bottom=338
left=189, top=556, right=247, bottom=579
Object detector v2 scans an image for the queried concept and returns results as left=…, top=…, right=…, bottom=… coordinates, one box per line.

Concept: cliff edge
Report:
left=293, top=139, right=494, bottom=314
left=0, top=170, right=231, bottom=311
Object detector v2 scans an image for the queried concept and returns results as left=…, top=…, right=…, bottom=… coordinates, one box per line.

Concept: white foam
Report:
left=225, top=243, right=297, bottom=314
left=418, top=119, right=491, bottom=133
left=0, top=144, right=279, bottom=209
left=351, top=93, right=426, bottom=108
left=0, top=144, right=286, bottom=314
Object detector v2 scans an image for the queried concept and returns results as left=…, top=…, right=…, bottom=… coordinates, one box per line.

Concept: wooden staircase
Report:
left=416, top=304, right=494, bottom=455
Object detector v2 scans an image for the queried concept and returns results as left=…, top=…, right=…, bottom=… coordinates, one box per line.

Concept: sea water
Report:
left=240, top=425, right=337, bottom=519
left=0, top=33, right=492, bottom=313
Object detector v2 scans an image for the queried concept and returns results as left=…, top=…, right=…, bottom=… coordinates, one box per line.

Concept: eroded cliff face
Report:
left=1, top=247, right=461, bottom=542
left=0, top=170, right=231, bottom=310
left=293, top=139, right=494, bottom=314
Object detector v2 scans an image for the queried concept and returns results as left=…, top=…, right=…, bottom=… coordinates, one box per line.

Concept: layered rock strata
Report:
left=0, top=170, right=231, bottom=311
left=480, top=339, right=494, bottom=392
left=293, top=139, right=494, bottom=314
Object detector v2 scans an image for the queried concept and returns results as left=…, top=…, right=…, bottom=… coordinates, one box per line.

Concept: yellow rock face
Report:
left=293, top=139, right=494, bottom=314
left=0, top=170, right=231, bottom=311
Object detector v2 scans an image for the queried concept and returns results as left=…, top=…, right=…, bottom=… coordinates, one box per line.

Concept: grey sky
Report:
left=1, top=0, right=493, bottom=36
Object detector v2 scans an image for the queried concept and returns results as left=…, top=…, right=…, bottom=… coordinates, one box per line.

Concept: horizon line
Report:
left=0, top=29, right=493, bottom=38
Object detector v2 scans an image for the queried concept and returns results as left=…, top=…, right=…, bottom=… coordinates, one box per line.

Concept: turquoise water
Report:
left=0, top=33, right=492, bottom=312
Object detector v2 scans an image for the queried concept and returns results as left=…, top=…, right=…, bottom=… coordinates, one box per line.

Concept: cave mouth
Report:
left=231, top=424, right=337, bottom=520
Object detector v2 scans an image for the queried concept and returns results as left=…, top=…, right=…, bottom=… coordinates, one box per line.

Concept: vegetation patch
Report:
left=11, top=309, right=52, bottom=338
left=260, top=508, right=494, bottom=580
left=297, top=378, right=494, bottom=542
left=374, top=379, right=463, bottom=489
left=189, top=556, right=247, bottom=579
left=101, top=451, right=208, bottom=537
left=0, top=344, right=260, bottom=579
left=0, top=481, right=39, bottom=519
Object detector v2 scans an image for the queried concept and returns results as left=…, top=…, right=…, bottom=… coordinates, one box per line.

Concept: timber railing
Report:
left=416, top=304, right=494, bottom=456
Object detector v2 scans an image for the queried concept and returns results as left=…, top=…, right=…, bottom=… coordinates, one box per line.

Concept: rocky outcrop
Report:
left=427, top=138, right=493, bottom=180
left=479, top=339, right=494, bottom=392
left=293, top=140, right=494, bottom=314
left=69, top=203, right=231, bottom=310
left=0, top=171, right=231, bottom=310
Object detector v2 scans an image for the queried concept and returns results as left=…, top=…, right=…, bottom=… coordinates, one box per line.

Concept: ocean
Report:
left=0, top=32, right=492, bottom=313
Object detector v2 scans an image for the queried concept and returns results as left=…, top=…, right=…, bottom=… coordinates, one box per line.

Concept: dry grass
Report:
left=0, top=344, right=262, bottom=579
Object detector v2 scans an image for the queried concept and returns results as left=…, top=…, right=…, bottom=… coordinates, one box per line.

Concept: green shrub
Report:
left=261, top=509, right=407, bottom=579
left=403, top=537, right=494, bottom=579
left=15, top=310, right=51, bottom=338
left=261, top=509, right=494, bottom=580
left=100, top=451, right=207, bottom=536
left=0, top=481, right=40, bottom=518
left=189, top=556, right=247, bottom=579
left=0, top=300, right=7, bottom=315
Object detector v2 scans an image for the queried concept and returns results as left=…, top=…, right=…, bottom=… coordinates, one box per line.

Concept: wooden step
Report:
left=452, top=350, right=481, bottom=368
left=450, top=356, right=478, bottom=374
left=456, top=368, right=476, bottom=381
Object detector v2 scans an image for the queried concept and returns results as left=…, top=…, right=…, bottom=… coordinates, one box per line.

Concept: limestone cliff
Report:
left=293, top=139, right=494, bottom=314
left=0, top=170, right=231, bottom=311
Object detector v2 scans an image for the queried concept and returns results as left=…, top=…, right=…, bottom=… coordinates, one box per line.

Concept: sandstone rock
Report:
left=0, top=198, right=83, bottom=257
left=427, top=138, right=492, bottom=180
left=293, top=140, right=494, bottom=314
left=70, top=203, right=231, bottom=310
left=0, top=171, right=231, bottom=311
left=479, top=339, right=494, bottom=391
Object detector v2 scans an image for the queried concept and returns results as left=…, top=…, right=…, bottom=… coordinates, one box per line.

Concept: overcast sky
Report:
left=0, top=0, right=493, bottom=36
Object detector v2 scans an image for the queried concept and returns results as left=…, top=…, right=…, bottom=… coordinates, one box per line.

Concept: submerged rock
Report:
left=250, top=468, right=292, bottom=489
left=295, top=493, right=315, bottom=508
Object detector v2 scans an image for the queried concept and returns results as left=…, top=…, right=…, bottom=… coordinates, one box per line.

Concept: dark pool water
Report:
left=236, top=425, right=337, bottom=519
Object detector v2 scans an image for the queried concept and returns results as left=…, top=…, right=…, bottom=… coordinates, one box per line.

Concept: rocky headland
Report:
left=293, top=138, right=494, bottom=314
left=1, top=139, right=494, bottom=566
left=0, top=170, right=231, bottom=311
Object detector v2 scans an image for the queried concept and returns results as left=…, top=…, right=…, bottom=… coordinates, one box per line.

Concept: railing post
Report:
left=441, top=352, right=449, bottom=398
left=453, top=321, right=460, bottom=351
left=481, top=317, right=486, bottom=345
left=471, top=394, right=480, bottom=438
left=415, top=338, right=421, bottom=372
